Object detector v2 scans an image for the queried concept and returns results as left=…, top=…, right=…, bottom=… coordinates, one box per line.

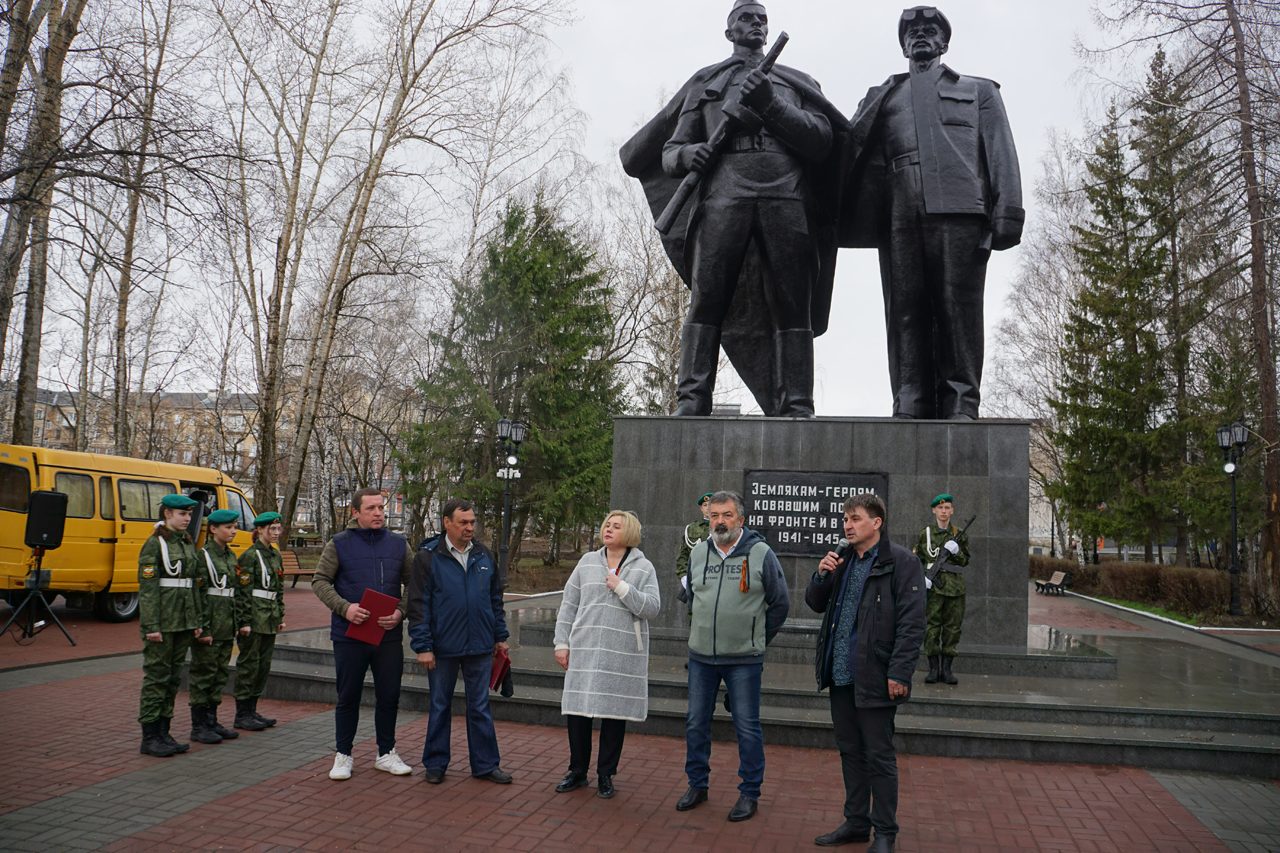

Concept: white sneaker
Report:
left=374, top=748, right=412, bottom=776
left=329, top=752, right=353, bottom=780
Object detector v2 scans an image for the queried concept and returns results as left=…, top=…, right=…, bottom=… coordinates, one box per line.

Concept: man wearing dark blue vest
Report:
left=408, top=498, right=512, bottom=785
left=312, top=487, right=414, bottom=781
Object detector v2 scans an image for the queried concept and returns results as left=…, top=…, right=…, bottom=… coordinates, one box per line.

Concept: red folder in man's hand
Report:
left=344, top=588, right=400, bottom=646
left=490, top=647, right=511, bottom=690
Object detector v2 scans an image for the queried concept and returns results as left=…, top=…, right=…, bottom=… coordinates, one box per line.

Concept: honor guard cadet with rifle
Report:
left=676, top=492, right=713, bottom=593
left=138, top=493, right=207, bottom=758
left=914, top=493, right=970, bottom=685
left=187, top=508, right=244, bottom=744
left=233, top=512, right=286, bottom=730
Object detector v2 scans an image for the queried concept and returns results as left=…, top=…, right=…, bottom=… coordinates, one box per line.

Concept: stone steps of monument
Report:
left=269, top=641, right=1267, bottom=736
left=256, top=657, right=1280, bottom=777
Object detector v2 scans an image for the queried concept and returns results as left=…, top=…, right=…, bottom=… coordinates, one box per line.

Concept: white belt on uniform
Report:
left=206, top=587, right=235, bottom=598
left=158, top=578, right=192, bottom=589
left=252, top=589, right=278, bottom=600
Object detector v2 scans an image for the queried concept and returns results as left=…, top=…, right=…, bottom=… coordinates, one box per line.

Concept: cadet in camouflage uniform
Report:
left=914, top=493, right=970, bottom=686
left=138, top=493, right=207, bottom=758
left=187, top=508, right=244, bottom=744
left=675, top=492, right=713, bottom=603
left=233, top=511, right=286, bottom=730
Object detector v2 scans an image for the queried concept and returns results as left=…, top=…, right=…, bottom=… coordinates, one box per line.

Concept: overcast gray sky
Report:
left=548, top=0, right=1106, bottom=416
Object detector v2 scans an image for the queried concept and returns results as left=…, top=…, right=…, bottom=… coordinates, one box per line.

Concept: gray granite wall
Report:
left=610, top=416, right=1030, bottom=650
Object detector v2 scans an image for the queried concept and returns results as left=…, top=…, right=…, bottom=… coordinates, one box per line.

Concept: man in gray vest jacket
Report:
left=675, top=490, right=789, bottom=823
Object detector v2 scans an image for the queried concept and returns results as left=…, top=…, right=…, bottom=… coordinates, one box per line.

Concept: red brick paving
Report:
left=0, top=584, right=334, bottom=670
left=1027, top=590, right=1145, bottom=633
left=97, top=715, right=1224, bottom=853
left=0, top=667, right=315, bottom=816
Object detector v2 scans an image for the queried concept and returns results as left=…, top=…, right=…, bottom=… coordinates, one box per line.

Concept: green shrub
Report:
left=1026, top=553, right=1242, bottom=616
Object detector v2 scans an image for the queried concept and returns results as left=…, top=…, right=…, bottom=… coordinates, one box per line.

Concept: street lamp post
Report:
left=1217, top=422, right=1249, bottom=617
left=495, top=418, right=528, bottom=587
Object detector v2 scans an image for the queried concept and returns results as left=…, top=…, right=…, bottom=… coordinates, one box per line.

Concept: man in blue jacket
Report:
left=408, top=499, right=511, bottom=785
left=806, top=494, right=925, bottom=852
left=676, top=490, right=789, bottom=823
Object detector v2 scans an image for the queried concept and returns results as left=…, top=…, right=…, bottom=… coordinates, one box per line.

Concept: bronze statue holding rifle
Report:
left=620, top=0, right=847, bottom=417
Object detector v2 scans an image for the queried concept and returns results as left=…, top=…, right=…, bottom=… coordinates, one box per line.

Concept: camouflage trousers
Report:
left=138, top=631, right=194, bottom=723
left=234, top=631, right=276, bottom=701
left=924, top=591, right=965, bottom=657
left=189, top=638, right=234, bottom=706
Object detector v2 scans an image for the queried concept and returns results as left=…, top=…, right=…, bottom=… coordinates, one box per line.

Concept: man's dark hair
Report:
left=441, top=498, right=475, bottom=522
left=351, top=487, right=383, bottom=511
left=843, top=492, right=886, bottom=521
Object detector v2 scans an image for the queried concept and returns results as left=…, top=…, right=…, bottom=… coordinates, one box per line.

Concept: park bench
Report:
left=1035, top=570, right=1070, bottom=595
left=280, top=550, right=313, bottom=588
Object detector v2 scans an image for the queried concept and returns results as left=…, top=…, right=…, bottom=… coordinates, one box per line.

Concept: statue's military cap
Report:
left=899, top=6, right=951, bottom=46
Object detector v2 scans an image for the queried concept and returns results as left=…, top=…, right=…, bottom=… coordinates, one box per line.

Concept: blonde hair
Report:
left=600, top=510, right=642, bottom=548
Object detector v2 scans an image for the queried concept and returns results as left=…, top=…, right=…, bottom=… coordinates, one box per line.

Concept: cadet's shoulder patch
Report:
left=141, top=566, right=157, bottom=579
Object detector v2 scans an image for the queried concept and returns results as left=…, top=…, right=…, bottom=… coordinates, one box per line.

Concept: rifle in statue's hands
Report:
left=926, top=514, right=977, bottom=584
left=654, top=32, right=790, bottom=235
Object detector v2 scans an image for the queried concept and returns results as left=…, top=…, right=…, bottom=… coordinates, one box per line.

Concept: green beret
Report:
left=160, top=494, right=199, bottom=510
left=207, top=509, right=239, bottom=525
left=253, top=511, right=283, bottom=527
left=931, top=493, right=954, bottom=508
left=698, top=492, right=715, bottom=505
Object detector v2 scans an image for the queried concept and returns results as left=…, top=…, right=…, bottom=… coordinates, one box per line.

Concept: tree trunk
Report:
left=1225, top=0, right=1279, bottom=617
left=11, top=185, right=52, bottom=443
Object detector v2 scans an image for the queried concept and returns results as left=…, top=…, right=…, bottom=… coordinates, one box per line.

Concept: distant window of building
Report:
left=54, top=472, right=94, bottom=518
left=0, top=464, right=30, bottom=512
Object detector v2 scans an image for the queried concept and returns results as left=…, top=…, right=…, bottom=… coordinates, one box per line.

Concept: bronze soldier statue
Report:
left=842, top=7, right=1023, bottom=420
left=621, top=0, right=846, bottom=417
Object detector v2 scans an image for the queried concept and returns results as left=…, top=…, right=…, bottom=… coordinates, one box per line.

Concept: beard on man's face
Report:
left=711, top=522, right=738, bottom=546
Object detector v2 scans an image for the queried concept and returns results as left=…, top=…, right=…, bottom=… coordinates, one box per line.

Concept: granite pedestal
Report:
left=611, top=415, right=1030, bottom=651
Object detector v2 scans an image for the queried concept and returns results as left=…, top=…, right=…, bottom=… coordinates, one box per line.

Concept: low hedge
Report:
left=1028, top=555, right=1249, bottom=619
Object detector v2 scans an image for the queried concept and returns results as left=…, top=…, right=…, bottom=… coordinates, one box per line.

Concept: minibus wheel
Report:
left=94, top=591, right=139, bottom=622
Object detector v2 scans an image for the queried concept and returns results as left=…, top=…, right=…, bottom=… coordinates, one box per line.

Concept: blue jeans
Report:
left=424, top=653, right=501, bottom=775
left=685, top=658, right=764, bottom=799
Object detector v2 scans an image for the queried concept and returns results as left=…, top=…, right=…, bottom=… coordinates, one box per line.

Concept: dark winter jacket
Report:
left=806, top=537, right=925, bottom=707
left=311, top=522, right=412, bottom=643
left=407, top=534, right=509, bottom=658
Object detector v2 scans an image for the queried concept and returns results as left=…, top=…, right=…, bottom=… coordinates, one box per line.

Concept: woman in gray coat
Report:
left=553, top=510, right=661, bottom=798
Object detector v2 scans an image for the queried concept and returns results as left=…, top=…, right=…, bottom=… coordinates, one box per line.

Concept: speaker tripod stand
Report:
left=1, top=548, right=76, bottom=646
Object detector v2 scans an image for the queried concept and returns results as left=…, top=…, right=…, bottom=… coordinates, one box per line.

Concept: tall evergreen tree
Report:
left=1051, top=107, right=1168, bottom=555
left=398, top=197, right=622, bottom=565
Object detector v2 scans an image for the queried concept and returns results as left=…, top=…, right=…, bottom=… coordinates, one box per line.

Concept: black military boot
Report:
left=190, top=704, right=223, bottom=744
left=925, top=655, right=940, bottom=684
left=674, top=323, right=721, bottom=416
left=776, top=329, right=815, bottom=417
left=140, top=720, right=177, bottom=757
left=941, top=656, right=959, bottom=685
left=209, top=704, right=238, bottom=740
left=234, top=698, right=268, bottom=731
left=250, top=698, right=277, bottom=728
left=159, top=717, right=190, bottom=753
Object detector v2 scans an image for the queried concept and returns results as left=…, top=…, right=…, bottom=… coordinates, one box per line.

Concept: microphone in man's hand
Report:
left=834, top=538, right=852, bottom=560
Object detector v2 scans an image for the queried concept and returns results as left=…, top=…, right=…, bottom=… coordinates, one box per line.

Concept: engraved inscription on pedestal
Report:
left=744, top=470, right=888, bottom=556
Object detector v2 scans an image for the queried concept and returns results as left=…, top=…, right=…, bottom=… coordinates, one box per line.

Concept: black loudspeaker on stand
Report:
left=2, top=490, right=76, bottom=646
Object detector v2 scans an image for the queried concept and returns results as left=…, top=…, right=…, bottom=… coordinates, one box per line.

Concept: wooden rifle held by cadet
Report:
left=654, top=32, right=790, bottom=235
left=926, top=514, right=977, bottom=583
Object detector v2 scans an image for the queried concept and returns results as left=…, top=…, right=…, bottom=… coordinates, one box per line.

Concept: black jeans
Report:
left=829, top=686, right=899, bottom=837
left=333, top=638, right=403, bottom=755
left=566, top=715, right=626, bottom=777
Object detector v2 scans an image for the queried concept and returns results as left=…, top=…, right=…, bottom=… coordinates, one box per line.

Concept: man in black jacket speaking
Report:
left=806, top=494, right=925, bottom=852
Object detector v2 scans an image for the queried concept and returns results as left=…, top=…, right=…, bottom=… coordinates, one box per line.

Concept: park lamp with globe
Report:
left=496, top=418, right=528, bottom=585
left=1216, top=421, right=1248, bottom=616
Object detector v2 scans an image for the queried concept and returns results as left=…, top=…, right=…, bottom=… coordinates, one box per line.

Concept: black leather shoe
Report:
left=814, top=820, right=871, bottom=846
left=478, top=768, right=513, bottom=784
left=727, top=795, right=757, bottom=822
left=556, top=771, right=588, bottom=793
left=596, top=775, right=615, bottom=799
left=867, top=835, right=895, bottom=852
left=675, top=787, right=708, bottom=811
left=424, top=769, right=445, bottom=784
